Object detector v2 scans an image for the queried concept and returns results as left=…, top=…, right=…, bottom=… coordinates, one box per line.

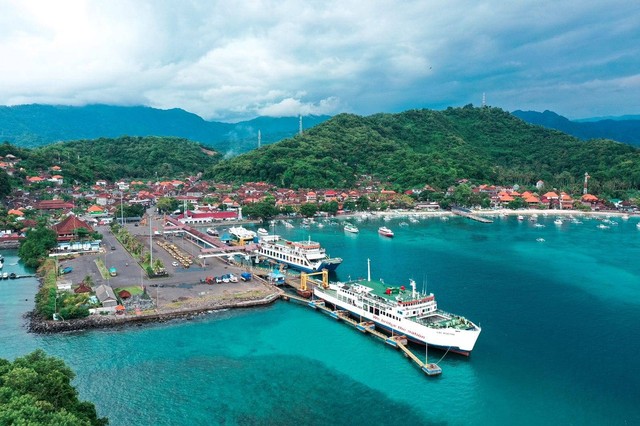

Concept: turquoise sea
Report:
left=1, top=214, right=639, bottom=425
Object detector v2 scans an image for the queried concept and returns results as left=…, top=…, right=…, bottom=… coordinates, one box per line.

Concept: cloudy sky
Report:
left=0, top=0, right=638, bottom=121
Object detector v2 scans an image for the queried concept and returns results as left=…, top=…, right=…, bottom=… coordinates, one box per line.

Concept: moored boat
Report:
left=378, top=226, right=394, bottom=237
left=257, top=228, right=269, bottom=237
left=344, top=223, right=359, bottom=233
left=312, top=261, right=481, bottom=355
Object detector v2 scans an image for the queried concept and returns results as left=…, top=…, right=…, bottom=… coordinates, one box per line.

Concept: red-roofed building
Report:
left=52, top=215, right=95, bottom=241
left=306, top=192, right=317, bottom=202
left=560, top=192, right=574, bottom=209
left=37, top=199, right=75, bottom=211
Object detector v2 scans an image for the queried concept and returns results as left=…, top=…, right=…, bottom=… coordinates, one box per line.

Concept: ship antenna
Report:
left=410, top=279, right=417, bottom=299
left=367, top=258, right=371, bottom=282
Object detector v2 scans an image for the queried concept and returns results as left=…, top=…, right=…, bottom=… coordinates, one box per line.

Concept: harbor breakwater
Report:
left=28, top=291, right=281, bottom=334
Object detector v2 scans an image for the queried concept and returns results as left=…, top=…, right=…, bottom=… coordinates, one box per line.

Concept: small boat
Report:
left=2, top=272, right=8, bottom=279
left=637, top=222, right=640, bottom=230
left=206, top=227, right=219, bottom=236
left=378, top=226, right=394, bottom=237
left=344, top=223, right=359, bottom=233
left=399, top=221, right=409, bottom=227
left=257, top=228, right=269, bottom=237
left=517, top=215, right=524, bottom=221
left=597, top=224, right=610, bottom=229
left=536, top=238, right=545, bottom=242
left=554, top=218, right=563, bottom=225
left=534, top=223, right=545, bottom=228
left=9, top=272, right=17, bottom=279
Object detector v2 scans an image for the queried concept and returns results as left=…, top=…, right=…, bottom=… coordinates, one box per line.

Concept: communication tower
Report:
left=258, top=130, right=261, bottom=148
left=299, top=114, right=303, bottom=135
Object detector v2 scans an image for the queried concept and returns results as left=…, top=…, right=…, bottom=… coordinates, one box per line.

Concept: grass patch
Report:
left=94, top=259, right=109, bottom=279
left=114, top=286, right=144, bottom=296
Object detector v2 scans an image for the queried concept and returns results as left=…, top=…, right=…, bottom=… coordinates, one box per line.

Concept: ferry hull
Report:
left=314, top=288, right=480, bottom=355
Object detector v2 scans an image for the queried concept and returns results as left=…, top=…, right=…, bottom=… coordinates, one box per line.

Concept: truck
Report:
left=109, top=267, right=117, bottom=277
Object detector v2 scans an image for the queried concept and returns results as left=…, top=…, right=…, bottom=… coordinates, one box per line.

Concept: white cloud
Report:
left=0, top=0, right=638, bottom=120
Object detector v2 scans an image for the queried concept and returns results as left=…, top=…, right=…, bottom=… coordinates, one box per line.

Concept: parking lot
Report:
left=59, top=220, right=270, bottom=309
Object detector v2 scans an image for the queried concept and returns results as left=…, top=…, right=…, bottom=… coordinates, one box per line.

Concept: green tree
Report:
left=0, top=350, right=108, bottom=425
left=242, top=201, right=278, bottom=221
left=18, top=226, right=57, bottom=268
left=319, top=200, right=339, bottom=216
left=299, top=203, right=318, bottom=218
left=156, top=197, right=178, bottom=214
left=0, top=169, right=11, bottom=198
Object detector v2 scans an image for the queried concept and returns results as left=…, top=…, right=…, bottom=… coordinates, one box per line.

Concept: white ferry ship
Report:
left=313, top=262, right=481, bottom=355
left=257, top=235, right=342, bottom=273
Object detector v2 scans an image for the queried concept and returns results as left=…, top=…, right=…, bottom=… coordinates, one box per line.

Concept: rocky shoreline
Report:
left=27, top=291, right=282, bottom=334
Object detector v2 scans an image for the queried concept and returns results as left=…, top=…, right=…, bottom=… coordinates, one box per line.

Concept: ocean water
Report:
left=1, top=215, right=639, bottom=425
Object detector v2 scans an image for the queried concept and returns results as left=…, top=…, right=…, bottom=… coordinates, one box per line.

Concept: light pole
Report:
left=120, top=191, right=124, bottom=226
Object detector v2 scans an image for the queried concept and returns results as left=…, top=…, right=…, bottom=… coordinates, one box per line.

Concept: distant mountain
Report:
left=206, top=106, right=640, bottom=194
left=512, top=110, right=640, bottom=147
left=574, top=114, right=640, bottom=122
left=0, top=104, right=330, bottom=153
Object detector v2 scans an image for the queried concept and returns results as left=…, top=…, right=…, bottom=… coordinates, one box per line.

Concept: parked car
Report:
left=215, top=276, right=223, bottom=284
left=110, top=246, right=116, bottom=250
left=229, top=273, right=238, bottom=283
left=240, top=272, right=252, bottom=281
left=172, top=261, right=179, bottom=267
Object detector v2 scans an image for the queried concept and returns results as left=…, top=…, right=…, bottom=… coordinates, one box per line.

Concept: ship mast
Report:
left=367, top=258, right=371, bottom=282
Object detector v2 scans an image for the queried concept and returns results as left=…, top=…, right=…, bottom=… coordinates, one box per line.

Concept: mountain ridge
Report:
left=512, top=109, right=640, bottom=147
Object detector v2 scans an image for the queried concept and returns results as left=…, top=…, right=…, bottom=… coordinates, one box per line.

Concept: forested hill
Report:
left=512, top=110, right=640, bottom=147
left=4, top=136, right=220, bottom=183
left=205, top=106, right=640, bottom=193
left=0, top=104, right=329, bottom=153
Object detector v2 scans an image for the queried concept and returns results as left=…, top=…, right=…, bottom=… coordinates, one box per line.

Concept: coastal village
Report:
left=0, top=152, right=638, bottom=331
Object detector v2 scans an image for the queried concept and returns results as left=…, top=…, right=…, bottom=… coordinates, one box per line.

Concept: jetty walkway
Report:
left=282, top=292, right=442, bottom=376
left=451, top=208, right=493, bottom=223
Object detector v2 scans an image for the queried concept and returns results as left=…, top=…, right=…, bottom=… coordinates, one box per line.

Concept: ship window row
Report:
left=381, top=311, right=400, bottom=321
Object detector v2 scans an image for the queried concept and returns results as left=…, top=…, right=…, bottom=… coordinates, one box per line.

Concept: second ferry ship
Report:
left=257, top=234, right=343, bottom=273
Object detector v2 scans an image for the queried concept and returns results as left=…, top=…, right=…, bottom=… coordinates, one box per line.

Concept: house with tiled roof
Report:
left=52, top=215, right=95, bottom=242
left=306, top=192, right=317, bottom=202
left=37, top=199, right=75, bottom=211
left=87, top=205, right=106, bottom=216
left=560, top=192, right=574, bottom=209
left=48, top=175, right=64, bottom=185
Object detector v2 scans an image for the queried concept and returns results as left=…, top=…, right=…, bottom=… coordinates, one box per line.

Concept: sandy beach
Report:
left=354, top=208, right=637, bottom=219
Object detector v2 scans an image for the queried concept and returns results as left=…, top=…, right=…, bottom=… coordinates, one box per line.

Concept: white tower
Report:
left=583, top=172, right=590, bottom=195
left=482, top=92, right=486, bottom=107
left=299, top=114, right=303, bottom=135
left=258, top=130, right=261, bottom=148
